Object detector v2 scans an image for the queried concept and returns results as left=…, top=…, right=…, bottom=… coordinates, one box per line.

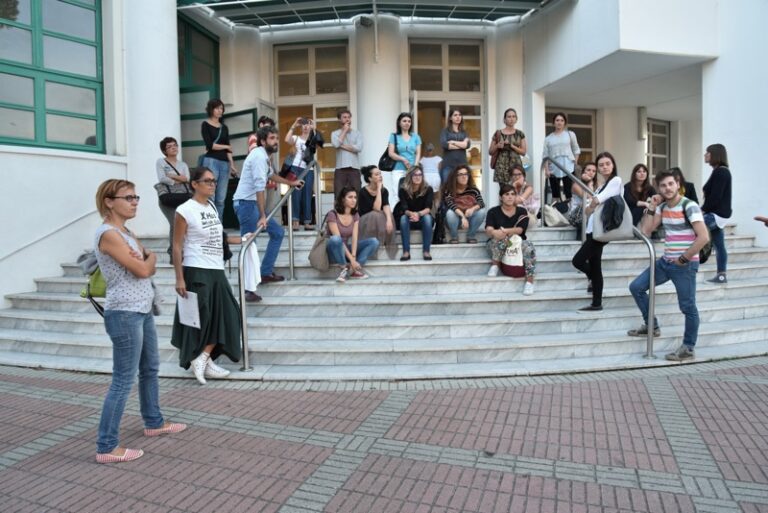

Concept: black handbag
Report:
left=378, top=133, right=397, bottom=171
left=155, top=159, right=192, bottom=208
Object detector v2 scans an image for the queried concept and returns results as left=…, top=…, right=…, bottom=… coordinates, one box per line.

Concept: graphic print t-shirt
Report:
left=176, top=199, right=224, bottom=270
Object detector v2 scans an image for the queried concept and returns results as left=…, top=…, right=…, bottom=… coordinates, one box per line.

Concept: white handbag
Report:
left=592, top=196, right=635, bottom=242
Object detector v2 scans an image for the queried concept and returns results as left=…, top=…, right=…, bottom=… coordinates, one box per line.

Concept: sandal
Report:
left=449, top=239, right=459, bottom=244
left=467, top=239, right=478, bottom=244
left=291, top=221, right=299, bottom=230
left=304, top=224, right=315, bottom=231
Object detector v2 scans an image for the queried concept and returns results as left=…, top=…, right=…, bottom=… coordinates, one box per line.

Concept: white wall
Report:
left=0, top=148, right=127, bottom=304
left=523, top=0, right=621, bottom=93
left=674, top=119, right=703, bottom=192
left=618, top=0, right=717, bottom=57
left=701, top=0, right=768, bottom=245
left=123, top=0, right=182, bottom=236
left=598, top=107, right=646, bottom=181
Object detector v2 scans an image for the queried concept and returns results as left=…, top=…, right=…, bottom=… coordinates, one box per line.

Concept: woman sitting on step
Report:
left=326, top=186, right=380, bottom=282
left=485, top=183, right=537, bottom=296
left=93, top=179, right=186, bottom=464
left=442, top=164, right=487, bottom=244
left=171, top=166, right=242, bottom=385
left=357, top=165, right=398, bottom=259
left=398, top=164, right=435, bottom=261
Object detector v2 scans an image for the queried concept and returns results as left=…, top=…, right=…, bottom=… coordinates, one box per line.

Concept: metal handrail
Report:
left=236, top=160, right=318, bottom=371
left=541, top=157, right=657, bottom=359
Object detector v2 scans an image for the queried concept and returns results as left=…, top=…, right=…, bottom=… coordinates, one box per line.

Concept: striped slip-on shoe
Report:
left=144, top=422, right=188, bottom=437
left=96, top=448, right=144, bottom=464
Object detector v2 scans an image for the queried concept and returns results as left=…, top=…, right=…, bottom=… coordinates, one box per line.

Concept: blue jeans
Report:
left=445, top=208, right=487, bottom=240
left=235, top=199, right=284, bottom=276
left=326, top=236, right=379, bottom=266
left=97, top=310, right=163, bottom=453
left=704, top=213, right=727, bottom=273
left=202, top=157, right=230, bottom=221
left=290, top=166, right=314, bottom=224
left=629, top=258, right=700, bottom=348
left=400, top=214, right=433, bottom=253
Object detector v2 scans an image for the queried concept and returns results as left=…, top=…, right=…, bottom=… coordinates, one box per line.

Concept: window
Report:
left=410, top=42, right=482, bottom=93
left=0, top=0, right=103, bottom=151
left=545, top=108, right=596, bottom=165
left=646, top=119, right=670, bottom=175
left=276, top=43, right=348, bottom=98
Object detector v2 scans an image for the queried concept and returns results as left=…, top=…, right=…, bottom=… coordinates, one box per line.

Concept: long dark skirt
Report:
left=171, top=266, right=241, bottom=369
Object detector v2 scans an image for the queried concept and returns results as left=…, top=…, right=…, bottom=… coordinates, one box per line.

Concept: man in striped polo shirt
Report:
left=628, top=168, right=710, bottom=361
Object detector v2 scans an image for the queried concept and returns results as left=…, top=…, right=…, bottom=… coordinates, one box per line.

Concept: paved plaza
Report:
left=2, top=357, right=768, bottom=513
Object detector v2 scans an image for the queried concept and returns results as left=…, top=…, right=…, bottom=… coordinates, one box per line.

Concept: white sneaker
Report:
left=523, top=281, right=535, bottom=296
left=205, top=358, right=230, bottom=379
left=487, top=264, right=500, bottom=277
left=336, top=267, right=348, bottom=283
left=190, top=352, right=209, bottom=385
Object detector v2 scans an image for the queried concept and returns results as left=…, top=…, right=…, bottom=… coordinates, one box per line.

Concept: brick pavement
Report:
left=2, top=358, right=768, bottom=512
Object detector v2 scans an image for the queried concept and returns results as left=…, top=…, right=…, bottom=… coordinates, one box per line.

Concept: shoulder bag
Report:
left=489, top=130, right=501, bottom=169
left=592, top=195, right=634, bottom=242
left=378, top=133, right=397, bottom=171
left=154, top=159, right=193, bottom=208
left=308, top=216, right=330, bottom=272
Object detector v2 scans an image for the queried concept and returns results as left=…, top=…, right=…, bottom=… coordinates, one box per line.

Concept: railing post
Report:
left=314, top=161, right=322, bottom=233
left=581, top=189, right=587, bottom=243
left=287, top=195, right=295, bottom=280
left=236, top=164, right=314, bottom=372
left=542, top=157, right=657, bottom=359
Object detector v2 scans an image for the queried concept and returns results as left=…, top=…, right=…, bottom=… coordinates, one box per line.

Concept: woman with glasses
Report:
left=439, top=109, right=471, bottom=185
left=155, top=137, right=190, bottom=259
left=171, top=167, right=242, bottom=385
left=443, top=165, right=486, bottom=244
left=509, top=164, right=538, bottom=217
left=398, top=165, right=435, bottom=261
left=200, top=99, right=237, bottom=221
left=93, top=180, right=186, bottom=464
left=385, top=112, right=422, bottom=203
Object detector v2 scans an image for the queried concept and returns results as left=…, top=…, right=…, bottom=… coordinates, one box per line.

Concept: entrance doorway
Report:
left=413, top=96, right=484, bottom=190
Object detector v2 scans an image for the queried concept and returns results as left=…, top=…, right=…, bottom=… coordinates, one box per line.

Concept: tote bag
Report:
left=592, top=196, right=635, bottom=242
left=500, top=236, right=525, bottom=278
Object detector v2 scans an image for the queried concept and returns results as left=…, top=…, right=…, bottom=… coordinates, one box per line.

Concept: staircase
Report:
left=1, top=225, right=767, bottom=380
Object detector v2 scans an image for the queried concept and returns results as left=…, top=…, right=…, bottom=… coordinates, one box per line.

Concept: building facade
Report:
left=1, top=0, right=766, bottom=303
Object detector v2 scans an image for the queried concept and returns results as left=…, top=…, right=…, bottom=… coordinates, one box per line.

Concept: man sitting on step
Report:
left=628, top=168, right=710, bottom=361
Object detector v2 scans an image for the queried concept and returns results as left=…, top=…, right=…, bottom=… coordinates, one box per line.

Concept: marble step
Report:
left=1, top=317, right=765, bottom=367
left=35, top=261, right=768, bottom=297
left=144, top=235, right=756, bottom=264
left=1, top=294, right=765, bottom=338
left=136, top=224, right=739, bottom=251
left=0, top=336, right=764, bottom=381
left=8, top=278, right=768, bottom=317
left=58, top=246, right=768, bottom=280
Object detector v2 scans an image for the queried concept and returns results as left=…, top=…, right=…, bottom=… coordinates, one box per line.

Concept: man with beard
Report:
left=628, top=168, right=710, bottom=361
left=233, top=126, right=304, bottom=299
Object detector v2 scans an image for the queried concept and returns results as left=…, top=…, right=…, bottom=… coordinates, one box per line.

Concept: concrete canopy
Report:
left=177, top=0, right=547, bottom=28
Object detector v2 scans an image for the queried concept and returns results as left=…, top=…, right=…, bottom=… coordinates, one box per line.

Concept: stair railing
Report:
left=236, top=160, right=318, bottom=371
left=541, top=157, right=657, bottom=359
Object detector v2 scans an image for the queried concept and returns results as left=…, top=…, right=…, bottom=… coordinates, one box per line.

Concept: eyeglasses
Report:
left=110, top=195, right=140, bottom=202
left=196, top=179, right=217, bottom=185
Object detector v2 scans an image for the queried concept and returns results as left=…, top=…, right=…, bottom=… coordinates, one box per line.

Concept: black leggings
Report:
left=572, top=234, right=607, bottom=306
left=549, top=175, right=573, bottom=202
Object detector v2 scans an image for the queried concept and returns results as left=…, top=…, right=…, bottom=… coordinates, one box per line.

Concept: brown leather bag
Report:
left=489, top=130, right=501, bottom=169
